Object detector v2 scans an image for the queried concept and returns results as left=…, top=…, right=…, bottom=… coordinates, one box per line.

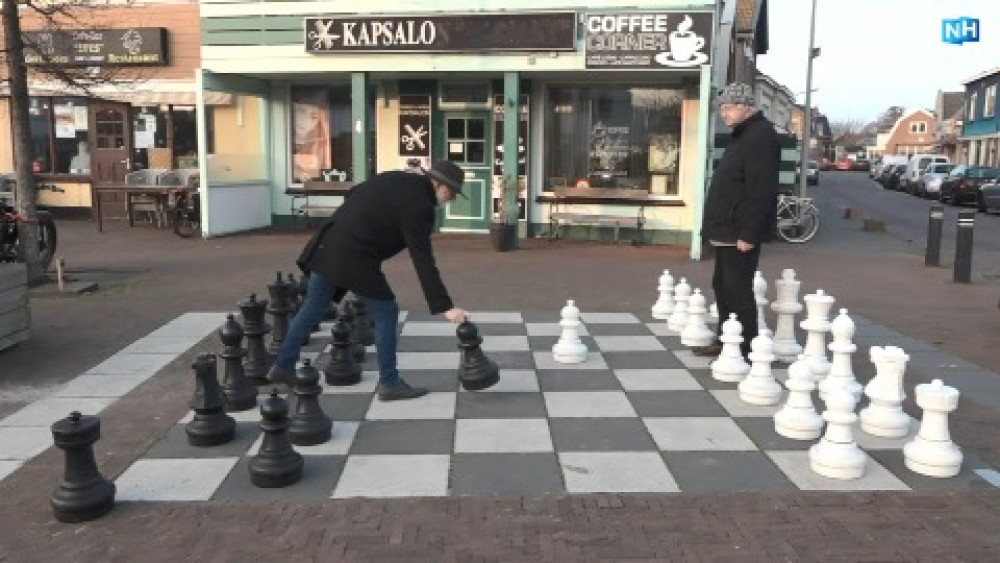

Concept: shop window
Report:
left=291, top=86, right=352, bottom=183
left=28, top=97, right=91, bottom=174
left=28, top=98, right=53, bottom=173
left=545, top=86, right=684, bottom=195
left=132, top=106, right=169, bottom=170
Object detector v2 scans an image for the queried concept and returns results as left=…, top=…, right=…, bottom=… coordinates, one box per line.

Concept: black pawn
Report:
left=266, top=272, right=293, bottom=360
left=456, top=321, right=500, bottom=391
left=186, top=354, right=236, bottom=446
left=323, top=317, right=362, bottom=386
left=219, top=314, right=257, bottom=412
left=239, top=293, right=273, bottom=385
left=50, top=411, right=116, bottom=523
left=341, top=300, right=366, bottom=363
left=248, top=389, right=304, bottom=488
left=351, top=297, right=375, bottom=347
left=289, top=359, right=332, bottom=446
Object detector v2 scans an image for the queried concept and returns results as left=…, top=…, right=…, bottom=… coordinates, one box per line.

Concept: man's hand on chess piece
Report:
left=443, top=308, right=469, bottom=324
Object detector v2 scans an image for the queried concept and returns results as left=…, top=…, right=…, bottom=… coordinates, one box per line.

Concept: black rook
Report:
left=50, top=411, right=116, bottom=523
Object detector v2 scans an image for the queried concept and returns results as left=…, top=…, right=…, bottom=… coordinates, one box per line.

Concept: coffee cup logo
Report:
left=668, top=15, right=705, bottom=62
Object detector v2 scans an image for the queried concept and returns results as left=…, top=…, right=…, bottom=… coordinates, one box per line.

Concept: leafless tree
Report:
left=828, top=118, right=866, bottom=141
left=875, top=105, right=906, bottom=133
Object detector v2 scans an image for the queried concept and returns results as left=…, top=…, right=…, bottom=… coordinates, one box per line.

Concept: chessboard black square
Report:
left=212, top=455, right=345, bottom=501
left=732, top=416, right=814, bottom=451
left=486, top=351, right=537, bottom=370
left=145, top=423, right=262, bottom=459
left=528, top=336, right=598, bottom=352
left=867, top=450, right=993, bottom=490
left=662, top=451, right=797, bottom=492
left=473, top=323, right=529, bottom=336
left=602, top=351, right=685, bottom=369
left=583, top=323, right=654, bottom=336
left=548, top=418, right=658, bottom=451
left=316, top=394, right=373, bottom=421
left=626, top=391, right=729, bottom=417
left=450, top=453, right=565, bottom=495
left=455, top=392, right=547, bottom=418
left=397, top=336, right=465, bottom=352
left=400, top=370, right=461, bottom=392
left=348, top=420, right=455, bottom=455
left=535, top=369, right=622, bottom=392
left=686, top=368, right=735, bottom=391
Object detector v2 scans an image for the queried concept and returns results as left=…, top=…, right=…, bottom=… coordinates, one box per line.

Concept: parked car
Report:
left=980, top=179, right=1000, bottom=213
left=883, top=164, right=907, bottom=191
left=852, top=158, right=871, bottom=172
left=902, top=153, right=950, bottom=195
left=835, top=158, right=854, bottom=171
left=916, top=163, right=955, bottom=198
left=818, top=158, right=834, bottom=171
left=873, top=154, right=910, bottom=181
left=938, top=165, right=1000, bottom=205
left=795, top=159, right=819, bottom=186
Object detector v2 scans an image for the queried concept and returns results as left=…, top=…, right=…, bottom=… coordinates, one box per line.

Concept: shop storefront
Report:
left=198, top=1, right=718, bottom=249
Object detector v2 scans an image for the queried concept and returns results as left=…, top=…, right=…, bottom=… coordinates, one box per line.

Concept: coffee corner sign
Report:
left=585, top=12, right=713, bottom=69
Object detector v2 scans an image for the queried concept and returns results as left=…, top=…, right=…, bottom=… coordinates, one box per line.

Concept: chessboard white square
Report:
left=613, top=369, right=703, bottom=391
left=84, top=353, right=177, bottom=376
left=854, top=417, right=918, bottom=450
left=115, top=458, right=239, bottom=501
left=120, top=336, right=202, bottom=355
left=179, top=406, right=259, bottom=424
left=594, top=336, right=665, bottom=352
left=322, top=371, right=379, bottom=394
left=525, top=323, right=590, bottom=337
left=644, top=323, right=677, bottom=337
left=50, top=373, right=149, bottom=398
left=533, top=352, right=608, bottom=370
left=673, top=350, right=714, bottom=369
left=580, top=312, right=640, bottom=324
left=467, top=312, right=523, bottom=323
left=248, top=421, right=359, bottom=456
left=332, top=454, right=449, bottom=498
left=0, top=397, right=116, bottom=427
left=643, top=417, right=757, bottom=451
left=559, top=452, right=679, bottom=493
left=543, top=391, right=637, bottom=418
left=710, top=390, right=786, bottom=417
left=401, top=322, right=455, bottom=336
left=397, top=352, right=460, bottom=370
left=454, top=419, right=554, bottom=453
left=459, top=370, right=539, bottom=393
left=481, top=335, right=530, bottom=352
left=364, top=392, right=456, bottom=420
left=0, top=426, right=53, bottom=460
left=0, top=461, right=23, bottom=482
left=767, top=451, right=910, bottom=491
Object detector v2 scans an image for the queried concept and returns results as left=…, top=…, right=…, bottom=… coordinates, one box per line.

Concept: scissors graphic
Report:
left=401, top=124, right=427, bottom=151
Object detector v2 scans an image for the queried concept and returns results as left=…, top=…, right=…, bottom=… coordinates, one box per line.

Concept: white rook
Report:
left=903, top=379, right=963, bottom=478
left=859, top=346, right=910, bottom=438
left=770, top=269, right=803, bottom=362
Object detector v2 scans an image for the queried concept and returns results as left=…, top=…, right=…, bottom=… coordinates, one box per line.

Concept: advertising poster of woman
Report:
left=292, top=89, right=331, bottom=182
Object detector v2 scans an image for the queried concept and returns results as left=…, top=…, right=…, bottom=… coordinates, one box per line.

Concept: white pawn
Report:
left=711, top=314, right=750, bottom=383
left=738, top=329, right=782, bottom=405
left=753, top=270, right=770, bottom=335
left=771, top=269, right=803, bottom=362
left=800, top=289, right=835, bottom=384
left=681, top=289, right=715, bottom=347
left=819, top=308, right=862, bottom=403
left=651, top=269, right=675, bottom=320
left=809, top=389, right=867, bottom=480
left=667, top=278, right=691, bottom=333
left=903, top=379, right=962, bottom=478
left=860, top=346, right=910, bottom=438
left=552, top=299, right=588, bottom=364
left=774, top=354, right=824, bottom=440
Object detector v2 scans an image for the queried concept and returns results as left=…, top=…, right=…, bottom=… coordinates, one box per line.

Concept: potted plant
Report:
left=489, top=177, right=518, bottom=252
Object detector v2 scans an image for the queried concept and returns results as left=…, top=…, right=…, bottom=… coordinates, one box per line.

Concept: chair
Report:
left=124, top=169, right=169, bottom=227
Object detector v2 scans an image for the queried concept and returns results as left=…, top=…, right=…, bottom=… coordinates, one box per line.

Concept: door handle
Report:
left=120, top=158, right=130, bottom=170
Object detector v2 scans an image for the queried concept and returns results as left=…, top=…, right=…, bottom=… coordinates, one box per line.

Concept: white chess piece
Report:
left=667, top=278, right=691, bottom=333
left=711, top=314, right=750, bottom=383
left=681, top=289, right=715, bottom=347
left=753, top=270, right=770, bottom=335
left=651, top=269, right=675, bottom=320
left=709, top=302, right=718, bottom=321
left=903, top=379, right=962, bottom=478
left=738, top=329, right=782, bottom=405
left=800, top=289, right=835, bottom=383
left=552, top=299, right=588, bottom=364
left=774, top=354, right=824, bottom=440
left=771, top=269, right=803, bottom=362
left=809, top=389, right=867, bottom=480
left=819, top=308, right=862, bottom=403
left=859, top=346, right=911, bottom=438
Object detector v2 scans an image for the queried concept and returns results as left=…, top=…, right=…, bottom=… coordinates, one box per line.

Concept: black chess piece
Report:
left=219, top=314, right=258, bottom=412
left=239, top=293, right=272, bottom=385
left=50, top=411, right=116, bottom=523
left=289, top=359, right=332, bottom=446
left=323, top=317, right=362, bottom=386
left=350, top=297, right=375, bottom=347
left=340, top=300, right=367, bottom=363
left=286, top=272, right=302, bottom=313
left=185, top=354, right=236, bottom=446
left=456, top=321, right=500, bottom=391
left=266, top=272, right=293, bottom=360
left=248, top=389, right=304, bottom=488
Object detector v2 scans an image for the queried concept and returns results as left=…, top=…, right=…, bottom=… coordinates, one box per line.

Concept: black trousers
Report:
left=712, top=244, right=762, bottom=357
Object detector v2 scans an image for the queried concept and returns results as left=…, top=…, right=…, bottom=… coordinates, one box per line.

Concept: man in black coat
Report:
left=268, top=161, right=470, bottom=401
left=695, top=82, right=780, bottom=359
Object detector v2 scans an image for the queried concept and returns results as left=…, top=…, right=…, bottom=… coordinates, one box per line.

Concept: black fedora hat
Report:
left=424, top=160, right=467, bottom=199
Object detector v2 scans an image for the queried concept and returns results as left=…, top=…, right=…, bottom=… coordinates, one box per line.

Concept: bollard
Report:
left=954, top=210, right=974, bottom=283
left=925, top=205, right=943, bottom=267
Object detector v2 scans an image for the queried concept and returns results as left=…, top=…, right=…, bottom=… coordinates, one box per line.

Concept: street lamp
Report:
left=798, top=0, right=819, bottom=199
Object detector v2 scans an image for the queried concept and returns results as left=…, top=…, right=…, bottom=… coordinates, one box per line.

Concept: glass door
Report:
left=439, top=112, right=490, bottom=232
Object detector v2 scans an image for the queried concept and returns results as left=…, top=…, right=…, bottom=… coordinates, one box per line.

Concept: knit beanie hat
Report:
left=717, top=82, right=756, bottom=107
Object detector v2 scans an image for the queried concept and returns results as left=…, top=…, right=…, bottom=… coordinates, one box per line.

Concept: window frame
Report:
left=28, top=95, right=92, bottom=177
left=909, top=121, right=927, bottom=134
left=984, top=84, right=997, bottom=119
left=969, top=92, right=978, bottom=121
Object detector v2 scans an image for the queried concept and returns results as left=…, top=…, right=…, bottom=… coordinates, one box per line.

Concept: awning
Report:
left=7, top=81, right=234, bottom=106
left=98, top=90, right=233, bottom=106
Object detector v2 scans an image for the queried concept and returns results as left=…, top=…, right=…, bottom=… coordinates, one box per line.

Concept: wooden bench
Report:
left=537, top=187, right=651, bottom=245
left=285, top=180, right=354, bottom=227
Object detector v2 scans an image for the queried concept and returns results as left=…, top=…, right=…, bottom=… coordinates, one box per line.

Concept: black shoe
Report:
left=376, top=380, right=429, bottom=402
left=266, top=364, right=295, bottom=385
left=691, top=342, right=723, bottom=357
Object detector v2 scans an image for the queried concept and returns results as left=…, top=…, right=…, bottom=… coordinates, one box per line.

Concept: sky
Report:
left=756, top=0, right=999, bottom=125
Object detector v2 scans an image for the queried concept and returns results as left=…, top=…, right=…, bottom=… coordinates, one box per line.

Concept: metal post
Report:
left=954, top=210, right=974, bottom=283
left=925, top=205, right=943, bottom=267
left=798, top=0, right=819, bottom=199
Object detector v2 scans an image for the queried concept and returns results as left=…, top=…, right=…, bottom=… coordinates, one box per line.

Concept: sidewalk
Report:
left=1, top=186, right=999, bottom=560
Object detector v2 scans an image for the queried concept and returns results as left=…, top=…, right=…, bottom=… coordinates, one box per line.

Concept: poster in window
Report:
left=54, top=103, right=76, bottom=138
left=292, top=89, right=331, bottom=182
left=589, top=121, right=630, bottom=179
left=648, top=134, right=679, bottom=174
left=492, top=95, right=529, bottom=220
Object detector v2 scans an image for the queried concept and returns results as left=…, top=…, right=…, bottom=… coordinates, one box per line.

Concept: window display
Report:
left=291, top=86, right=352, bottom=183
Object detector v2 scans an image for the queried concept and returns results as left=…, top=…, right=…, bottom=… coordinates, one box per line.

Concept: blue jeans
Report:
left=276, top=272, right=400, bottom=386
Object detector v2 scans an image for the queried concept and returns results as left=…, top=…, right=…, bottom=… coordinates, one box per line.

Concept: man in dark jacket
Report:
left=268, top=161, right=470, bottom=401
left=695, top=82, right=780, bottom=359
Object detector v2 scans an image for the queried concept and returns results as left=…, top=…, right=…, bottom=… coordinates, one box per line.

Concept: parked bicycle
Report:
left=169, top=186, right=200, bottom=238
left=1, top=202, right=58, bottom=270
left=775, top=194, right=820, bottom=243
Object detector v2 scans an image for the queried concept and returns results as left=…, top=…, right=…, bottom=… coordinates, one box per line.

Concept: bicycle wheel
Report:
left=172, top=205, right=199, bottom=238
left=776, top=200, right=820, bottom=243
left=35, top=213, right=57, bottom=271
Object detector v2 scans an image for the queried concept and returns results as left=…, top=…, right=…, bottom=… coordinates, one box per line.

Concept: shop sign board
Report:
left=398, top=95, right=432, bottom=170
left=584, top=12, right=713, bottom=69
left=24, top=28, right=168, bottom=66
left=492, top=94, right=529, bottom=220
left=305, top=13, right=576, bottom=53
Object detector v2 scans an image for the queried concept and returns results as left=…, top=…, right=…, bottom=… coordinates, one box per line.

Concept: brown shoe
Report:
left=691, top=343, right=723, bottom=357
